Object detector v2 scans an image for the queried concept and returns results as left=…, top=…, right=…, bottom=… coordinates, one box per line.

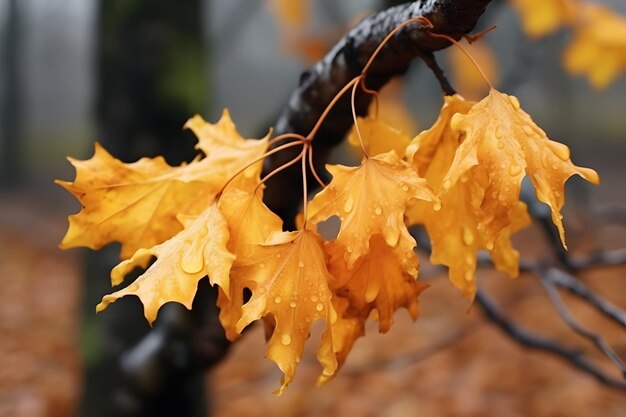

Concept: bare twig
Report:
left=539, top=276, right=626, bottom=376
left=543, top=267, right=626, bottom=329
left=475, top=289, right=626, bottom=391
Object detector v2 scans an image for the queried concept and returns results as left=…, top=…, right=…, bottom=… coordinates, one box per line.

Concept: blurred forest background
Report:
left=1, top=0, right=625, bottom=416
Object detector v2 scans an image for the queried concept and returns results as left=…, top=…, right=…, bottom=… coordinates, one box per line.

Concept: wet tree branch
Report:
left=265, top=0, right=493, bottom=226
left=475, top=289, right=626, bottom=390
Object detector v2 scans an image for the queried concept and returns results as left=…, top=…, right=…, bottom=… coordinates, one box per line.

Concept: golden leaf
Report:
left=317, top=296, right=365, bottom=386
left=406, top=94, right=475, bottom=184
left=444, top=89, right=599, bottom=248
left=406, top=95, right=527, bottom=295
left=58, top=110, right=268, bottom=259
left=307, top=151, right=438, bottom=276
left=447, top=41, right=499, bottom=100
left=96, top=203, right=235, bottom=324
left=268, top=0, right=309, bottom=29
left=184, top=110, right=270, bottom=190
left=347, top=116, right=412, bottom=158
left=511, top=0, right=577, bottom=38
left=229, top=229, right=338, bottom=395
left=328, top=236, right=427, bottom=333
left=563, top=4, right=626, bottom=89
left=216, top=186, right=283, bottom=341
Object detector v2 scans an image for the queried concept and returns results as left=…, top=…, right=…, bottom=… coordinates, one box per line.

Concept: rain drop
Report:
left=281, top=334, right=292, bottom=345
left=509, top=96, right=521, bottom=110
left=464, top=270, right=474, bottom=282
left=433, top=201, right=442, bottom=211
left=509, top=164, right=522, bottom=176
left=289, top=301, right=297, bottom=308
left=401, top=184, right=409, bottom=192
left=497, top=141, right=504, bottom=149
left=375, top=206, right=382, bottom=215
left=259, top=262, right=266, bottom=269
left=258, top=287, right=266, bottom=294
left=298, top=261, right=305, bottom=268
left=462, top=227, right=474, bottom=246
left=547, top=141, right=570, bottom=161
left=316, top=303, right=324, bottom=312
left=343, top=196, right=354, bottom=213
left=443, top=179, right=452, bottom=190
left=274, top=296, right=282, bottom=304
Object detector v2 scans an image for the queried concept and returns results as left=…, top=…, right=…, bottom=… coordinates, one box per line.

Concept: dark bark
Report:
left=83, top=1, right=216, bottom=416
left=265, top=0, right=493, bottom=226
left=1, top=0, right=21, bottom=187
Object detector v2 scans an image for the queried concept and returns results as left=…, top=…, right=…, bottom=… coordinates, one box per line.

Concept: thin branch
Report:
left=420, top=52, right=456, bottom=95
left=539, top=274, right=626, bottom=376
left=543, top=267, right=626, bottom=329
left=475, top=289, right=626, bottom=391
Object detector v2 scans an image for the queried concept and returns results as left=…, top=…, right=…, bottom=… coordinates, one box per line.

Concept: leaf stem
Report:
left=219, top=140, right=304, bottom=196
left=306, top=77, right=360, bottom=141
left=351, top=80, right=369, bottom=158
left=427, top=30, right=493, bottom=90
left=258, top=146, right=307, bottom=191
left=307, top=145, right=327, bottom=188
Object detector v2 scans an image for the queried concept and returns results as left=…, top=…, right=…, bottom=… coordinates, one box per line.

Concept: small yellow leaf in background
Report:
left=447, top=41, right=499, bottom=101
left=307, top=151, right=438, bottom=277
left=446, top=89, right=599, bottom=248
left=268, top=0, right=309, bottom=29
left=564, top=4, right=626, bottom=89
left=511, top=0, right=578, bottom=38
left=96, top=203, right=235, bottom=324
left=347, top=117, right=411, bottom=157
left=229, top=229, right=338, bottom=396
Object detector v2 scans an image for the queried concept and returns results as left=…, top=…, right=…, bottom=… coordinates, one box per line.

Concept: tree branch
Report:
left=475, top=289, right=626, bottom=391
left=265, top=0, right=493, bottom=226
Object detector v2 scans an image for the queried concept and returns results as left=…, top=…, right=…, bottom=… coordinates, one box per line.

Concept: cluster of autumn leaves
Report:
left=56, top=0, right=618, bottom=395
left=58, top=81, right=598, bottom=393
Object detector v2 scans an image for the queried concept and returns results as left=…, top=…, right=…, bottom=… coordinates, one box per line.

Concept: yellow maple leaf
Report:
left=511, top=0, right=578, bottom=38
left=328, top=235, right=428, bottom=333
left=96, top=203, right=235, bottom=324
left=228, top=229, right=338, bottom=395
left=443, top=89, right=599, bottom=248
left=563, top=4, right=626, bottom=89
left=185, top=110, right=270, bottom=189
left=347, top=116, right=412, bottom=158
left=216, top=186, right=283, bottom=341
left=58, top=110, right=268, bottom=259
left=406, top=95, right=531, bottom=296
left=317, top=296, right=365, bottom=386
left=307, top=151, right=438, bottom=276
